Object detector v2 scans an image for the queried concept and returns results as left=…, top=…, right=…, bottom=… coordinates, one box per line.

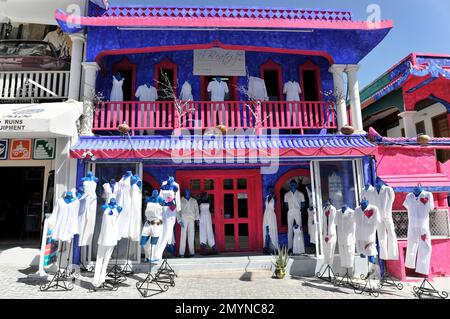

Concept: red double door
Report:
left=176, top=170, right=263, bottom=252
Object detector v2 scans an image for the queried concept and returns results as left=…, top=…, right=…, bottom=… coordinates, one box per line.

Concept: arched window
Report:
left=299, top=61, right=322, bottom=101
left=154, top=58, right=178, bottom=101
left=260, top=59, right=283, bottom=101
left=112, top=57, right=136, bottom=101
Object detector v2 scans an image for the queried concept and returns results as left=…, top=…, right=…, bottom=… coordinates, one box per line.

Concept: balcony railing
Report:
left=0, top=71, right=70, bottom=101
left=93, top=100, right=336, bottom=135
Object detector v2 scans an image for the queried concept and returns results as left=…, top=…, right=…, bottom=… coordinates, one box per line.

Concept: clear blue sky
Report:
left=107, top=0, right=450, bottom=88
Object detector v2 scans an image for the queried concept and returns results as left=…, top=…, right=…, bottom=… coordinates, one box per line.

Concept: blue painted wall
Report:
left=97, top=50, right=333, bottom=101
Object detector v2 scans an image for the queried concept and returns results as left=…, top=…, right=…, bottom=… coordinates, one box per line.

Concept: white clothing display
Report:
left=129, top=183, right=143, bottom=242
left=199, top=203, right=215, bottom=247
left=207, top=79, right=229, bottom=101
left=403, top=191, right=434, bottom=275
left=360, top=185, right=377, bottom=205
left=335, top=208, right=356, bottom=268
left=154, top=187, right=179, bottom=260
left=262, top=197, right=278, bottom=249
left=161, top=180, right=181, bottom=212
left=116, top=176, right=133, bottom=240
left=328, top=172, right=344, bottom=210
left=355, top=204, right=380, bottom=256
left=93, top=245, right=114, bottom=287
left=322, top=205, right=337, bottom=266
left=284, top=190, right=305, bottom=250
left=248, top=76, right=268, bottom=101
left=283, top=81, right=301, bottom=101
left=180, top=81, right=194, bottom=101
left=135, top=84, right=158, bottom=101
left=375, top=185, right=399, bottom=260
left=103, top=182, right=118, bottom=203
left=97, top=206, right=121, bottom=247
left=49, top=198, right=80, bottom=242
left=110, top=76, right=124, bottom=102
left=293, top=225, right=305, bottom=254
left=143, top=202, right=163, bottom=260
left=79, top=180, right=97, bottom=246
left=178, top=197, right=200, bottom=256
left=307, top=207, right=318, bottom=244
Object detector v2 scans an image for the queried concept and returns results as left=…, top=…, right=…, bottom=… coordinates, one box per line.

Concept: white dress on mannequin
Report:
left=50, top=198, right=80, bottom=242
left=375, top=185, right=399, bottom=260
left=322, top=204, right=337, bottom=267
left=355, top=204, right=380, bottom=256
left=335, top=208, right=356, bottom=269
left=262, top=197, right=278, bottom=249
left=248, top=76, right=268, bottom=101
left=117, top=176, right=133, bottom=240
left=180, top=81, right=194, bottom=101
left=143, top=202, right=163, bottom=260
left=110, top=76, right=124, bottom=102
left=103, top=182, right=118, bottom=203
left=79, top=180, right=97, bottom=246
left=293, top=225, right=305, bottom=254
left=199, top=203, right=215, bottom=247
left=129, top=183, right=142, bottom=242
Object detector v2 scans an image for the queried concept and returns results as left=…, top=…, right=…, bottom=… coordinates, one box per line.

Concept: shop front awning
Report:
left=0, top=100, right=82, bottom=138
left=379, top=174, right=450, bottom=193
left=70, top=134, right=375, bottom=161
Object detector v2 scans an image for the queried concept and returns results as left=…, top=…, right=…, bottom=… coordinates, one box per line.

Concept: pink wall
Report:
left=376, top=147, right=437, bottom=176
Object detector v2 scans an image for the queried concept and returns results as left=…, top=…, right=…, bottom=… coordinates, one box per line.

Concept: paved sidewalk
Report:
left=1, top=263, right=450, bottom=299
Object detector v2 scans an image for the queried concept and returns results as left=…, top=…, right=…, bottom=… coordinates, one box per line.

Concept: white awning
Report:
left=0, top=0, right=85, bottom=25
left=0, top=100, right=82, bottom=138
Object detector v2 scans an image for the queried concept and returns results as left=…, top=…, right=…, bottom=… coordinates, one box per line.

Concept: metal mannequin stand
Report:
left=136, top=237, right=170, bottom=297
left=379, top=272, right=403, bottom=291
left=316, top=264, right=337, bottom=283
left=413, top=278, right=449, bottom=299
left=40, top=240, right=78, bottom=292
left=152, top=258, right=177, bottom=287
left=105, top=245, right=127, bottom=286
left=335, top=268, right=359, bottom=290
left=355, top=272, right=381, bottom=297
left=120, top=238, right=134, bottom=275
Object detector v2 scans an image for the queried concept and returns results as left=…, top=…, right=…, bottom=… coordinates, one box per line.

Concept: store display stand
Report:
left=355, top=273, right=381, bottom=297
left=105, top=245, right=127, bottom=286
left=40, top=240, right=77, bottom=292
left=136, top=239, right=170, bottom=297
left=379, top=272, right=403, bottom=291
left=316, top=264, right=337, bottom=283
left=335, top=269, right=359, bottom=290
left=413, top=278, right=449, bottom=299
left=120, top=238, right=134, bottom=275
left=152, top=258, right=177, bottom=288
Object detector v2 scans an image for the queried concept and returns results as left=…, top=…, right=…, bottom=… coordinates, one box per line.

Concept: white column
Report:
left=80, top=62, right=100, bottom=136
left=398, top=111, right=418, bottom=137
left=53, top=137, right=71, bottom=205
left=329, top=64, right=348, bottom=131
left=346, top=65, right=364, bottom=133
left=68, top=33, right=86, bottom=101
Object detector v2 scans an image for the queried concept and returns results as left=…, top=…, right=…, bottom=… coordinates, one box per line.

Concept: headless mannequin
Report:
left=359, top=199, right=376, bottom=263
left=263, top=187, right=278, bottom=253
left=142, top=190, right=164, bottom=262
left=79, top=172, right=98, bottom=248
left=199, top=192, right=217, bottom=254
left=284, top=180, right=305, bottom=251
left=115, top=73, right=123, bottom=82
left=178, top=189, right=200, bottom=257
left=82, top=171, right=99, bottom=183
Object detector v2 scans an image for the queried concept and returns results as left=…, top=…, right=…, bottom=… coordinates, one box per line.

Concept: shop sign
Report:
left=33, top=139, right=56, bottom=160
left=0, top=106, right=45, bottom=132
left=194, top=48, right=246, bottom=76
left=0, top=139, right=8, bottom=160
left=9, top=139, right=32, bottom=160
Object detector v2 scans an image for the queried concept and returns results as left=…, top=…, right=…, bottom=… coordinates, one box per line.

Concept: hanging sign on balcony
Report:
left=194, top=48, right=246, bottom=76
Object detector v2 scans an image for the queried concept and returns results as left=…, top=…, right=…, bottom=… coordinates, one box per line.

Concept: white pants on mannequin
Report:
left=406, top=227, right=432, bottom=275
left=199, top=204, right=215, bottom=247
left=179, top=218, right=195, bottom=256
left=154, top=207, right=177, bottom=260
left=339, top=244, right=355, bottom=269
left=287, top=210, right=301, bottom=250
left=377, top=217, right=399, bottom=260
left=93, top=245, right=114, bottom=286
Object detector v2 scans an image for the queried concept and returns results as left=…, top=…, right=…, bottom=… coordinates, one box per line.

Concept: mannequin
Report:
left=207, top=77, right=229, bottom=123
left=263, top=187, right=278, bottom=252
left=141, top=190, right=164, bottom=262
left=117, top=171, right=138, bottom=240
left=355, top=199, right=381, bottom=277
left=322, top=200, right=337, bottom=267
left=199, top=192, right=217, bottom=254
left=93, top=198, right=122, bottom=287
left=49, top=191, right=80, bottom=242
left=336, top=205, right=356, bottom=269
left=103, top=179, right=118, bottom=203
left=284, top=180, right=305, bottom=251
left=360, top=182, right=376, bottom=206
left=79, top=172, right=98, bottom=247
left=305, top=185, right=317, bottom=247
left=374, top=179, right=398, bottom=260
left=248, top=76, right=269, bottom=101
left=178, top=189, right=200, bottom=257
left=129, top=174, right=142, bottom=242
left=180, top=81, right=194, bottom=101
left=135, top=82, right=158, bottom=102
left=292, top=224, right=305, bottom=254
left=403, top=185, right=434, bottom=275
left=110, top=73, right=124, bottom=102
left=154, top=176, right=181, bottom=260
left=283, top=80, right=301, bottom=101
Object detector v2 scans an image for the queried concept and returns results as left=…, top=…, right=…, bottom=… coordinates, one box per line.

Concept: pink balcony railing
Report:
left=93, top=100, right=336, bottom=135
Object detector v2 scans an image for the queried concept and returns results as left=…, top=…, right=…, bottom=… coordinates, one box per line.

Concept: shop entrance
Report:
left=177, top=170, right=262, bottom=252
left=0, top=167, right=44, bottom=242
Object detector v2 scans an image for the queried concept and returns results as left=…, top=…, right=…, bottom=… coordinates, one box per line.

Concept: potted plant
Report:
left=272, top=246, right=289, bottom=279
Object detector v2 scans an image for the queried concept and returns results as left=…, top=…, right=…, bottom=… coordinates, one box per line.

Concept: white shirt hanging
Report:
left=355, top=204, right=380, bottom=242
left=49, top=198, right=80, bottom=242
left=110, top=76, right=124, bottom=102
left=283, top=81, right=301, bottom=101
left=403, top=191, right=434, bottom=228
left=180, top=81, right=194, bottom=101
left=135, top=84, right=158, bottom=101
left=284, top=190, right=305, bottom=213
left=97, top=207, right=121, bottom=247
left=179, top=197, right=200, bottom=222
left=248, top=76, right=268, bottom=101
left=376, top=185, right=395, bottom=220
left=207, top=79, right=229, bottom=101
